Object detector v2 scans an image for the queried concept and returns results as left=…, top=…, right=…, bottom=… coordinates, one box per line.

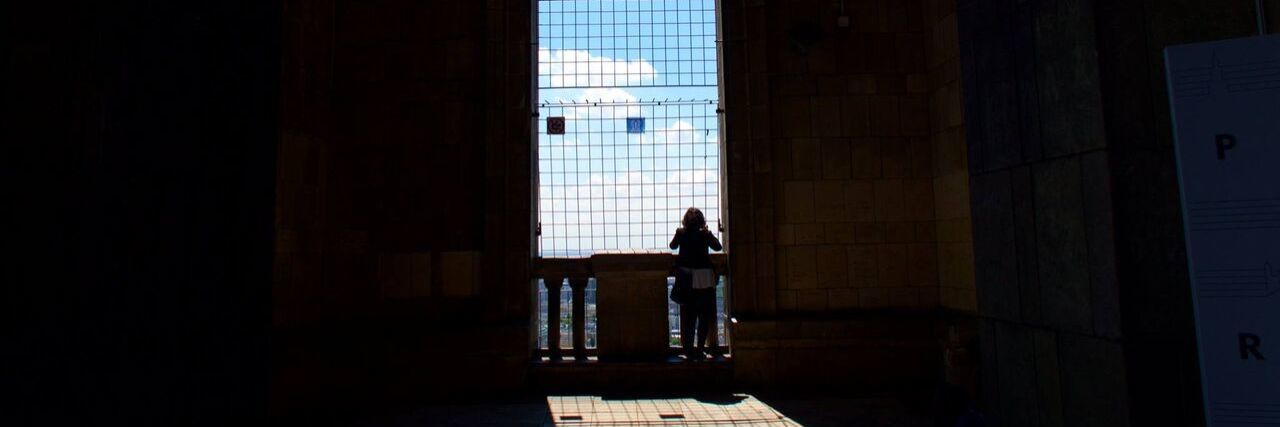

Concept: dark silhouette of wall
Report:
left=6, top=1, right=280, bottom=424
left=958, top=0, right=1259, bottom=425
left=271, top=0, right=533, bottom=418
left=1095, top=2, right=1258, bottom=425
left=716, top=0, right=978, bottom=393
left=9, top=0, right=1266, bottom=424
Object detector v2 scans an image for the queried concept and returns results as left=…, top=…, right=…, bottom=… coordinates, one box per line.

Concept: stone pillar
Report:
left=591, top=253, right=674, bottom=361
left=543, top=276, right=564, bottom=361
left=569, top=277, right=589, bottom=361
left=708, top=255, right=727, bottom=356
left=707, top=286, right=721, bottom=356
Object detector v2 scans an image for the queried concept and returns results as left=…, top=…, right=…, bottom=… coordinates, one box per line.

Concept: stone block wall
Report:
left=958, top=0, right=1132, bottom=423
left=8, top=1, right=281, bottom=422
left=732, top=316, right=941, bottom=389
left=1094, top=2, right=1261, bottom=426
left=957, top=0, right=1260, bottom=425
left=17, top=0, right=1268, bottom=421
left=720, top=0, right=977, bottom=392
left=722, top=0, right=958, bottom=319
left=924, top=0, right=975, bottom=311
left=273, top=0, right=533, bottom=411
left=269, top=0, right=1261, bottom=417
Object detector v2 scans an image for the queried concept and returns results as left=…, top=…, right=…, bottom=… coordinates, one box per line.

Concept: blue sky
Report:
left=536, top=0, right=721, bottom=257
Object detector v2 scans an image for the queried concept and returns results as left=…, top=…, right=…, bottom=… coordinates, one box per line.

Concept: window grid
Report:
left=538, top=100, right=721, bottom=258
left=537, top=0, right=719, bottom=88
left=535, top=0, right=725, bottom=352
left=537, top=0, right=720, bottom=258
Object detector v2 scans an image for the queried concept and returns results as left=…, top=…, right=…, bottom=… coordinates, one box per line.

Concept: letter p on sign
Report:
left=1216, top=134, right=1237, bottom=160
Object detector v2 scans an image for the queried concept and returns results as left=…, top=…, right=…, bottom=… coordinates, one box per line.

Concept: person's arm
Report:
left=669, top=227, right=684, bottom=250
left=705, top=229, right=723, bottom=251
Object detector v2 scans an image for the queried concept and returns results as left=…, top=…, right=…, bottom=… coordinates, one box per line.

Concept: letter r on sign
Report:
left=1240, top=333, right=1265, bottom=360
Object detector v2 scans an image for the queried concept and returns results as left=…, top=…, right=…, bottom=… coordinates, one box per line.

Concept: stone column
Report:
left=543, top=276, right=564, bottom=361
left=592, top=252, right=674, bottom=361
left=708, top=255, right=726, bottom=356
left=707, top=292, right=720, bottom=355
left=569, top=277, right=589, bottom=361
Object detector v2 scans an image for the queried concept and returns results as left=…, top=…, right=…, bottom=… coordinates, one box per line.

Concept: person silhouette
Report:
left=669, top=207, right=723, bottom=361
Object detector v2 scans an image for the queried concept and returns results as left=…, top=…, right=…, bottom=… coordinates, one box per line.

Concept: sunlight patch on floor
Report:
left=546, top=394, right=800, bottom=426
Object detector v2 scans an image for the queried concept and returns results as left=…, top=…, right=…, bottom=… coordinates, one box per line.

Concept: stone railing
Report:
left=534, top=251, right=728, bottom=362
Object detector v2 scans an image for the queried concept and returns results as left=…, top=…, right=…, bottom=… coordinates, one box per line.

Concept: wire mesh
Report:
left=535, top=0, right=721, bottom=259
left=537, top=0, right=719, bottom=88
left=535, top=0, right=726, bottom=353
left=537, top=100, right=721, bottom=258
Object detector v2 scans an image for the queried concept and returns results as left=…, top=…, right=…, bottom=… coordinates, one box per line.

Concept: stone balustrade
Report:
left=534, top=252, right=728, bottom=362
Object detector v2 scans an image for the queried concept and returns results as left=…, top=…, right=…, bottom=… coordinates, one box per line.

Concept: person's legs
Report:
left=694, top=288, right=715, bottom=356
left=679, top=302, right=697, bottom=359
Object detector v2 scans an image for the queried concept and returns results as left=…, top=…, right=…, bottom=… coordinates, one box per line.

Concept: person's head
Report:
left=682, top=207, right=706, bottom=231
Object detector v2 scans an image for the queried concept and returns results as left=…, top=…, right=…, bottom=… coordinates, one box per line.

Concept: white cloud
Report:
left=581, top=88, right=638, bottom=103
left=540, top=163, right=721, bottom=255
left=538, top=49, right=658, bottom=88
left=649, top=120, right=696, bottom=145
left=534, top=49, right=723, bottom=254
left=666, top=169, right=716, bottom=184
left=642, top=119, right=720, bottom=146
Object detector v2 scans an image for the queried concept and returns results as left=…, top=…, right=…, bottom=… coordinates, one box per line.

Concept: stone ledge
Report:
left=534, top=253, right=729, bottom=277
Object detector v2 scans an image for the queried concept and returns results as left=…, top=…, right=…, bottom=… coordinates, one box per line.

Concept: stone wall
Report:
left=272, top=0, right=533, bottom=414
left=925, top=0, right=975, bottom=311
left=7, top=1, right=280, bottom=423
left=720, top=0, right=976, bottom=391
left=267, top=0, right=1264, bottom=421
left=958, top=0, right=1259, bottom=425
left=1096, top=2, right=1262, bottom=425
left=722, top=0, right=953, bottom=318
left=15, top=0, right=1272, bottom=422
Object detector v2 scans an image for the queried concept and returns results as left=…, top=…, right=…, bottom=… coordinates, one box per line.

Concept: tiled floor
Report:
left=375, top=394, right=932, bottom=426
left=546, top=394, right=797, bottom=426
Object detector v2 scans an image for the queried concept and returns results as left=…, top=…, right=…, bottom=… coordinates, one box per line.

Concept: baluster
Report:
left=544, top=276, right=564, bottom=361
left=531, top=279, right=543, bottom=363
left=709, top=269, right=723, bottom=358
left=569, top=277, right=588, bottom=361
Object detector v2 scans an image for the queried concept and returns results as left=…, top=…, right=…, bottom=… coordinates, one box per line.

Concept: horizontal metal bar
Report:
left=538, top=99, right=717, bottom=107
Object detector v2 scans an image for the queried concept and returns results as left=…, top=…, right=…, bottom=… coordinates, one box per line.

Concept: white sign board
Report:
left=1166, top=35, right=1280, bottom=426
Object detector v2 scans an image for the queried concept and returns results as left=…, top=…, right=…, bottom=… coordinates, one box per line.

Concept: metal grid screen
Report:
left=537, top=0, right=721, bottom=258
left=538, top=100, right=720, bottom=257
left=537, top=0, right=718, bottom=88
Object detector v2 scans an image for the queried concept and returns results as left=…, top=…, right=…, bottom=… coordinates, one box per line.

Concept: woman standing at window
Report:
left=669, top=207, right=723, bottom=361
